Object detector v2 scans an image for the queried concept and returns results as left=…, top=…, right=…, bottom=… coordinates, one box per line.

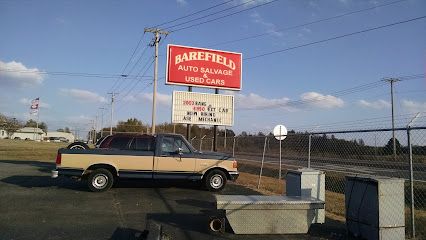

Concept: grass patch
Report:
left=0, top=139, right=67, bottom=161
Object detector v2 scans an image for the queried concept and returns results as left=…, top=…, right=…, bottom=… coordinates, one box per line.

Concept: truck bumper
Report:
left=229, top=171, right=239, bottom=181
left=51, top=170, right=59, bottom=178
left=51, top=168, right=84, bottom=178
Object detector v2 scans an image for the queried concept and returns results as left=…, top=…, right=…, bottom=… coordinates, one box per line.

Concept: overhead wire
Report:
left=244, top=15, right=426, bottom=60
left=168, top=0, right=280, bottom=32
left=0, top=68, right=151, bottom=79
left=153, top=0, right=237, bottom=28
left=207, top=0, right=409, bottom=47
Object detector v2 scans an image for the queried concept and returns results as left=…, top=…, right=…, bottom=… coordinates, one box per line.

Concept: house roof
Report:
left=16, top=127, right=45, bottom=134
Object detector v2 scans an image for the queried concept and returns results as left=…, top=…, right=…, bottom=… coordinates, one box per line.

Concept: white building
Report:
left=46, top=131, right=75, bottom=143
left=0, top=129, right=8, bottom=139
left=11, top=127, right=45, bottom=141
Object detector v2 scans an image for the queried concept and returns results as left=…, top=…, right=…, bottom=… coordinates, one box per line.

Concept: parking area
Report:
left=0, top=160, right=346, bottom=240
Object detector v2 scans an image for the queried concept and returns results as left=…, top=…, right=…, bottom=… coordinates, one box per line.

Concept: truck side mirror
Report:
left=175, top=147, right=183, bottom=155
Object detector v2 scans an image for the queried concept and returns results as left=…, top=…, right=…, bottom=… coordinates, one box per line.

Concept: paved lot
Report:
left=0, top=160, right=346, bottom=240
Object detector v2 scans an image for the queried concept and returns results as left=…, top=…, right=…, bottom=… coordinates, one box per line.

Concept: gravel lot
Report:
left=0, top=160, right=346, bottom=240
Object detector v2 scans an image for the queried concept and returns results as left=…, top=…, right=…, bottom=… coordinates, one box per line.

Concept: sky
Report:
left=0, top=0, right=425, bottom=137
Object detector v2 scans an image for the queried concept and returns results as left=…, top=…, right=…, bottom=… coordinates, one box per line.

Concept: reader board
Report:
left=166, top=44, right=242, bottom=90
left=172, top=91, right=234, bottom=126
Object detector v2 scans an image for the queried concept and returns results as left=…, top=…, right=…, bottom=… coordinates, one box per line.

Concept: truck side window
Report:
left=161, top=137, right=175, bottom=154
left=131, top=137, right=154, bottom=151
left=175, top=138, right=190, bottom=153
left=110, top=137, right=131, bottom=149
left=161, top=136, right=191, bottom=155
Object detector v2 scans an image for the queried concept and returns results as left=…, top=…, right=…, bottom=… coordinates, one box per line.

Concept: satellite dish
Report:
left=273, top=124, right=287, bottom=141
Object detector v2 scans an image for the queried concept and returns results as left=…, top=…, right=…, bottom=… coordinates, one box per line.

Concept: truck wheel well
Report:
left=203, top=167, right=231, bottom=180
left=86, top=164, right=118, bottom=177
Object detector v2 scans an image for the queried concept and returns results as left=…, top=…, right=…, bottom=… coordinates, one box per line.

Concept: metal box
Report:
left=286, top=168, right=325, bottom=224
left=345, top=175, right=405, bottom=240
left=216, top=195, right=325, bottom=234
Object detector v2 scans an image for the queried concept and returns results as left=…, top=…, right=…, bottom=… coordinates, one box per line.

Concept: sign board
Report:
left=273, top=124, right=287, bottom=141
left=166, top=44, right=242, bottom=90
left=172, top=91, right=234, bottom=126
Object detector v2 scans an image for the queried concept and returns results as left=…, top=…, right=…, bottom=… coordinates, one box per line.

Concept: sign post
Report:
left=273, top=124, right=287, bottom=179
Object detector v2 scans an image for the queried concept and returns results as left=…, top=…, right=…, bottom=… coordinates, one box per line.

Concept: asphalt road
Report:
left=0, top=160, right=347, bottom=240
left=235, top=153, right=426, bottom=182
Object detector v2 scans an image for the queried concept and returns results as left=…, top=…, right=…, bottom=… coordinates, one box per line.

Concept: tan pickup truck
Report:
left=52, top=133, right=238, bottom=192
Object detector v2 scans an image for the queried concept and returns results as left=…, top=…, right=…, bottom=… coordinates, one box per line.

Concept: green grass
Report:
left=0, top=139, right=68, bottom=161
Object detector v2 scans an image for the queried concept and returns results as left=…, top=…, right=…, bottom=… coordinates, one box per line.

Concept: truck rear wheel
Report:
left=67, top=142, right=89, bottom=150
left=87, top=169, right=114, bottom=192
left=205, top=170, right=227, bottom=192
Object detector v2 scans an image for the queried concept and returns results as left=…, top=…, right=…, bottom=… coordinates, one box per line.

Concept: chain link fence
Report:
left=193, top=127, right=425, bottom=239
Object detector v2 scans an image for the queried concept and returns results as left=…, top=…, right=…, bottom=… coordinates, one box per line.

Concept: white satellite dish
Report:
left=273, top=124, right=287, bottom=141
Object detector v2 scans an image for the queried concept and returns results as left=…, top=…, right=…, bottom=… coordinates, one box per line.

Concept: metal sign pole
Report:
left=279, top=126, right=282, bottom=179
left=257, top=136, right=268, bottom=189
left=273, top=124, right=287, bottom=180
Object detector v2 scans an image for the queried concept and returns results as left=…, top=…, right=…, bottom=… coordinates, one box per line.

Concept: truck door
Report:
left=117, top=136, right=155, bottom=179
left=154, top=135, right=196, bottom=179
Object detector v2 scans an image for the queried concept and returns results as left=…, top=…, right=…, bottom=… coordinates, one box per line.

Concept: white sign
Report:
left=172, top=91, right=234, bottom=126
left=273, top=124, right=287, bottom=141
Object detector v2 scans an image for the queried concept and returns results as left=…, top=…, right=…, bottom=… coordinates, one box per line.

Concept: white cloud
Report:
left=19, top=98, right=51, bottom=109
left=401, top=99, right=426, bottom=113
left=124, top=92, right=171, bottom=107
left=250, top=12, right=283, bottom=37
left=233, top=92, right=292, bottom=110
left=60, top=88, right=107, bottom=103
left=358, top=99, right=390, bottom=109
left=300, top=92, right=344, bottom=109
left=176, top=0, right=187, bottom=5
left=0, top=60, right=44, bottom=88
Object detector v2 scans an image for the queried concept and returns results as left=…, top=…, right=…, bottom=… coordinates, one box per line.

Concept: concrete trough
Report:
left=215, top=195, right=325, bottom=234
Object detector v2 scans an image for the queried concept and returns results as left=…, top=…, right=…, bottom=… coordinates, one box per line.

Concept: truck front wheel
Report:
left=87, top=169, right=114, bottom=192
left=204, top=170, right=227, bottom=192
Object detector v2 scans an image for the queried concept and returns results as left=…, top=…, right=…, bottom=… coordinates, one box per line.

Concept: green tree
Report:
left=0, top=114, right=23, bottom=137
left=384, top=138, right=402, bottom=155
left=116, top=118, right=148, bottom=133
left=24, top=119, right=47, bottom=132
left=57, top=127, right=71, bottom=133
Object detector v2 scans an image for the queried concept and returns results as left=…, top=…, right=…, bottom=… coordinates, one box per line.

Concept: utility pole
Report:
left=108, top=92, right=118, bottom=135
left=144, top=28, right=169, bottom=134
left=99, top=107, right=106, bottom=138
left=383, top=78, right=400, bottom=160
left=94, top=115, right=98, bottom=142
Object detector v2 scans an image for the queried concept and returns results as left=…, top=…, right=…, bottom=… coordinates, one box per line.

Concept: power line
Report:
left=0, top=68, right=152, bottom=79
left=112, top=44, right=151, bottom=93
left=207, top=0, right=408, bottom=47
left=237, top=73, right=424, bottom=111
left=153, top=0, right=237, bottom=28
left=108, top=33, right=147, bottom=92
left=168, top=0, right=280, bottom=32
left=244, top=15, right=426, bottom=60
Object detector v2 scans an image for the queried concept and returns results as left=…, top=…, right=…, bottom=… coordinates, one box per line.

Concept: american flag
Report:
left=30, top=97, right=39, bottom=114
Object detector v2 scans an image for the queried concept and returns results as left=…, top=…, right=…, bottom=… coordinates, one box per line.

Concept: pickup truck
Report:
left=52, top=133, right=239, bottom=192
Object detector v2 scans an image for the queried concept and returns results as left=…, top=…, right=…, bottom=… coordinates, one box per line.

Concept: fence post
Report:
left=257, top=136, right=268, bottom=189
left=211, top=138, right=214, bottom=151
left=232, top=136, right=236, bottom=157
left=200, top=135, right=206, bottom=151
left=407, top=127, right=416, bottom=238
left=308, top=134, right=312, bottom=168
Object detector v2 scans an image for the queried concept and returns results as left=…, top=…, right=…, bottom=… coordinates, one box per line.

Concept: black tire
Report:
left=204, top=170, right=227, bottom=192
left=67, top=142, right=89, bottom=150
left=87, top=169, right=114, bottom=192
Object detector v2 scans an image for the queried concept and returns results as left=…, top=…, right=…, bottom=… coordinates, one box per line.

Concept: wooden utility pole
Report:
left=383, top=78, right=400, bottom=160
left=108, top=92, right=118, bottom=135
left=144, top=28, right=169, bottom=134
